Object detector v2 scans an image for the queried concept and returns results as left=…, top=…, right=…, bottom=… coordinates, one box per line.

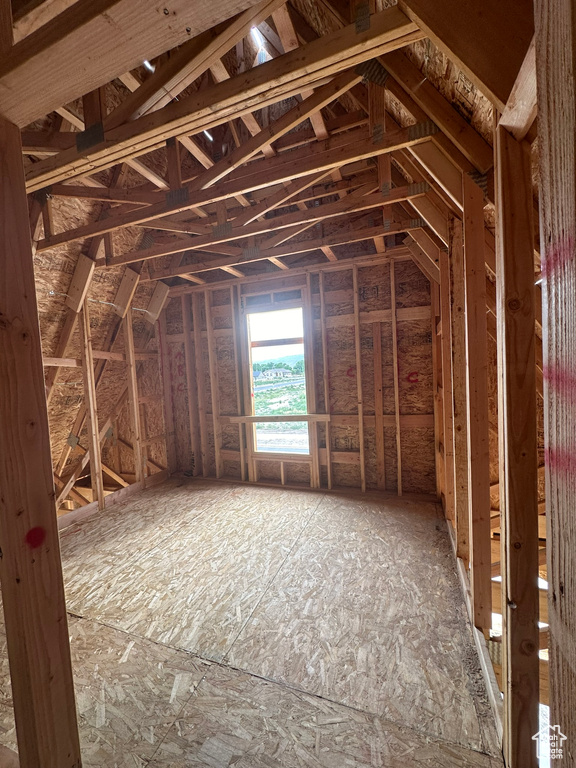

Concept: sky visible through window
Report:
left=247, top=307, right=309, bottom=454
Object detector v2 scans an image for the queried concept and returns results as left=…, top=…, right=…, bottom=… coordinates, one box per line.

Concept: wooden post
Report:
left=319, top=272, right=333, bottom=489
left=438, top=247, right=455, bottom=520
left=390, top=261, right=402, bottom=494
left=495, top=123, right=539, bottom=768
left=205, top=291, right=223, bottom=478
left=123, top=309, right=144, bottom=485
left=304, top=274, right=320, bottom=488
left=352, top=266, right=366, bottom=492
left=463, top=173, right=492, bottom=632
left=430, top=282, right=442, bottom=499
left=449, top=218, right=470, bottom=564
left=0, top=0, right=13, bottom=54
left=80, top=301, right=104, bottom=509
left=535, top=0, right=576, bottom=751
left=0, top=115, right=82, bottom=768
left=373, top=321, right=386, bottom=489
left=181, top=295, right=201, bottom=475
left=157, top=312, right=177, bottom=473
left=229, top=286, right=246, bottom=481
left=192, top=293, right=209, bottom=477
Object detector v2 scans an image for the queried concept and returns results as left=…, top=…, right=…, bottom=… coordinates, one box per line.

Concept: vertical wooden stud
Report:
left=123, top=309, right=144, bottom=485
left=205, top=291, right=223, bottom=478
left=192, top=292, right=209, bottom=477
left=535, top=0, right=576, bottom=748
left=80, top=301, right=104, bottom=509
left=352, top=266, right=366, bottom=492
left=181, top=294, right=201, bottom=475
left=390, top=261, right=403, bottom=494
left=449, top=218, right=470, bottom=563
left=463, top=172, right=492, bottom=632
left=166, top=137, right=182, bottom=189
left=304, top=274, right=320, bottom=488
left=319, top=271, right=333, bottom=489
left=0, top=0, right=13, bottom=54
left=439, top=247, right=456, bottom=520
left=230, top=286, right=246, bottom=481
left=373, top=321, right=386, bottom=489
left=430, top=282, right=442, bottom=499
left=0, top=114, right=82, bottom=768
left=157, top=311, right=177, bottom=474
left=495, top=123, right=540, bottom=768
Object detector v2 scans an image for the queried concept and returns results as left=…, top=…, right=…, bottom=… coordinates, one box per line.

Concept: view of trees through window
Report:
left=247, top=307, right=309, bottom=454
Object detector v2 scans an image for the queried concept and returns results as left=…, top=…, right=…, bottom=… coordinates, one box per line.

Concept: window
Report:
left=247, top=306, right=309, bottom=454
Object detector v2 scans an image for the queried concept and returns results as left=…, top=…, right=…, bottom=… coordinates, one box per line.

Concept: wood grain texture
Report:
left=0, top=115, right=81, bottom=767
left=463, top=173, right=492, bottom=632
left=449, top=218, right=470, bottom=564
left=398, top=0, right=533, bottom=110
left=24, top=7, right=424, bottom=190
left=439, top=248, right=455, bottom=520
left=535, top=0, right=576, bottom=756
left=0, top=0, right=267, bottom=126
left=0, top=477, right=501, bottom=765
left=80, top=302, right=104, bottom=510
left=495, top=124, right=539, bottom=768
left=123, top=311, right=144, bottom=485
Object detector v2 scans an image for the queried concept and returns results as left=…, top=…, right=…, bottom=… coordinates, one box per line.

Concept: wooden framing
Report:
left=495, top=124, right=539, bottom=768
left=181, top=294, right=201, bottom=476
left=438, top=247, right=455, bottom=521
left=449, top=219, right=470, bottom=563
left=352, top=267, right=367, bottom=492
left=0, top=114, right=81, bottom=768
left=204, top=291, right=224, bottom=478
left=398, top=0, right=533, bottom=110
left=123, top=310, right=144, bottom=485
left=2, top=0, right=572, bottom=760
left=319, top=272, right=333, bottom=489
left=80, top=301, right=104, bottom=510
left=389, top=261, right=402, bottom=494
left=462, top=173, right=492, bottom=633
left=535, top=0, right=576, bottom=754
left=192, top=293, right=209, bottom=477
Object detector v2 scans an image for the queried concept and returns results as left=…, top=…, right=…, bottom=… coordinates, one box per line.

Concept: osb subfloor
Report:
left=0, top=478, right=503, bottom=767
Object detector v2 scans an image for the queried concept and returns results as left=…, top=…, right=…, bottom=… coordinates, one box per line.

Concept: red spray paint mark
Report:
left=541, top=234, right=575, bottom=279
left=543, top=365, right=576, bottom=398
left=25, top=527, right=46, bottom=549
left=406, top=371, right=419, bottom=383
left=545, top=446, right=575, bottom=476
left=346, top=366, right=356, bottom=378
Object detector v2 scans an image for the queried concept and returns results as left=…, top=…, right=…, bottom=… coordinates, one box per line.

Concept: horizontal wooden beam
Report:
left=25, top=6, right=424, bottom=190
left=37, top=128, right=435, bottom=251
left=147, top=220, right=426, bottom=278
left=0, top=0, right=267, bottom=127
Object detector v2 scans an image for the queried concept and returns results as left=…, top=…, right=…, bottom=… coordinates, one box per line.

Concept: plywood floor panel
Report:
left=0, top=479, right=502, bottom=766
left=148, top=662, right=503, bottom=768
left=62, top=481, right=322, bottom=660
left=0, top=616, right=209, bottom=766
left=226, top=495, right=499, bottom=756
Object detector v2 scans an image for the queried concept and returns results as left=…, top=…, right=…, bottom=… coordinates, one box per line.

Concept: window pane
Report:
left=247, top=307, right=304, bottom=342
left=252, top=343, right=307, bottom=416
left=248, top=306, right=309, bottom=455
left=254, top=422, right=309, bottom=454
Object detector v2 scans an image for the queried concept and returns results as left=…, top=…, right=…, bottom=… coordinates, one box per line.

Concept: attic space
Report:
left=0, top=0, right=573, bottom=767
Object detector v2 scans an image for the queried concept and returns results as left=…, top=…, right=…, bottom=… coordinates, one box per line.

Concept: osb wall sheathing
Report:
left=35, top=193, right=169, bottom=492
left=162, top=259, right=436, bottom=495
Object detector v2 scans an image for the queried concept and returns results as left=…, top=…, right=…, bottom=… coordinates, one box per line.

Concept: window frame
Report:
left=244, top=299, right=312, bottom=458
